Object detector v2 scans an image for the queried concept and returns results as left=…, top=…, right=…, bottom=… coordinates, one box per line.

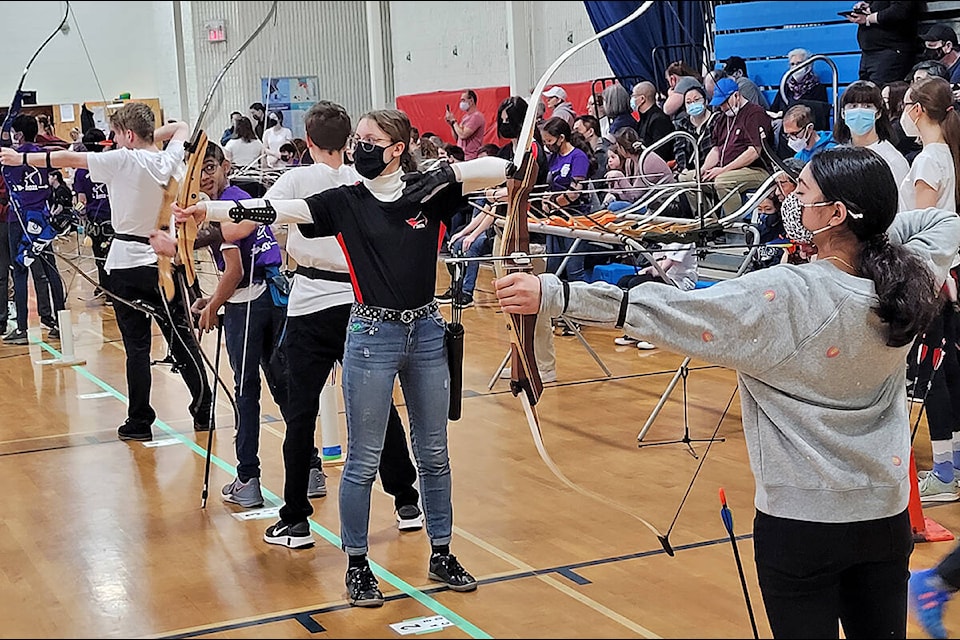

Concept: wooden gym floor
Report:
left=1, top=250, right=959, bottom=639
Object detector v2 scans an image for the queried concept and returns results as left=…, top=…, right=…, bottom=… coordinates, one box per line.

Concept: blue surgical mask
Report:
left=630, top=97, right=638, bottom=111
left=843, top=107, right=877, bottom=136
left=686, top=102, right=706, bottom=117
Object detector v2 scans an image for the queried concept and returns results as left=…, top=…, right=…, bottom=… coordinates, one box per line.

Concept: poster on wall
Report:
left=261, top=76, right=319, bottom=139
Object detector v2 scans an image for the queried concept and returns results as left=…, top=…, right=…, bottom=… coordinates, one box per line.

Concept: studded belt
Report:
left=352, top=301, right=439, bottom=324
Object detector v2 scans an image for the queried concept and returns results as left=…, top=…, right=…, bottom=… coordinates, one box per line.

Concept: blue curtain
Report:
left=582, top=1, right=707, bottom=94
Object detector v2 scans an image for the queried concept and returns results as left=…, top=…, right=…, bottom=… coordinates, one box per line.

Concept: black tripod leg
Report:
left=201, top=317, right=224, bottom=509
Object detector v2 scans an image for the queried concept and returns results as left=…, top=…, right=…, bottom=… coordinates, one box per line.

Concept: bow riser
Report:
left=157, top=177, right=181, bottom=301
left=175, top=130, right=208, bottom=290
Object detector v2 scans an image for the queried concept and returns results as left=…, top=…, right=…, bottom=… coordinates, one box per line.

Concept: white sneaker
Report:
left=636, top=341, right=656, bottom=350
left=614, top=335, right=638, bottom=346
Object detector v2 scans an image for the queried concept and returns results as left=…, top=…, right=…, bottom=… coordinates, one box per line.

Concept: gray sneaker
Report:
left=2, top=328, right=27, bottom=345
left=397, top=504, right=424, bottom=531
left=307, top=467, right=327, bottom=498
left=222, top=477, right=264, bottom=508
left=919, top=472, right=960, bottom=503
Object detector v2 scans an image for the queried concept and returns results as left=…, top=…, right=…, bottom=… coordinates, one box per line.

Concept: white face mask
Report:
left=722, top=97, right=740, bottom=118
left=900, top=105, right=921, bottom=139
left=787, top=137, right=808, bottom=153
left=780, top=193, right=835, bottom=244
left=459, top=100, right=470, bottom=112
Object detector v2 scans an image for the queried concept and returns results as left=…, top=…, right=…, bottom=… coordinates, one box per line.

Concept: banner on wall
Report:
left=261, top=76, right=319, bottom=139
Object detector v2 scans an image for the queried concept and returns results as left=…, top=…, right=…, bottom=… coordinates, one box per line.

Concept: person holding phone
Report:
left=847, top=1, right=921, bottom=85
left=444, top=90, right=485, bottom=160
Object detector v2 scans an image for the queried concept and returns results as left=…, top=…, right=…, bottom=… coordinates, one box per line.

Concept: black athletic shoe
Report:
left=436, top=288, right=454, bottom=303
left=396, top=504, right=424, bottom=531
left=264, top=520, right=314, bottom=549
left=117, top=420, right=152, bottom=441
left=428, top=553, right=477, bottom=592
left=346, top=564, right=384, bottom=607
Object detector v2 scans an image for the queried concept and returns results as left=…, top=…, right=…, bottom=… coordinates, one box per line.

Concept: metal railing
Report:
left=778, top=54, right=839, bottom=125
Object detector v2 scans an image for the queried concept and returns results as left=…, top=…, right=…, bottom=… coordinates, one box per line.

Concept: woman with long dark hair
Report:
left=495, top=146, right=960, bottom=639
left=168, top=108, right=512, bottom=608
left=833, top=80, right=909, bottom=188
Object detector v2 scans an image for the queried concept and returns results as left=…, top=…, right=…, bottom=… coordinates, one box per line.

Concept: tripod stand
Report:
left=637, top=356, right=725, bottom=459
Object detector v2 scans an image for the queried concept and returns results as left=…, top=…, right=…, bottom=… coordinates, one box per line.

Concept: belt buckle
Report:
left=400, top=309, right=415, bottom=323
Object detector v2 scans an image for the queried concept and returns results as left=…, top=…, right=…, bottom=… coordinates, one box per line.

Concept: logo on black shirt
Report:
left=405, top=213, right=427, bottom=230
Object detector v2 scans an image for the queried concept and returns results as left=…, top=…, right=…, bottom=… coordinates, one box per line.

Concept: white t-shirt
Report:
left=87, top=140, right=186, bottom=273
left=262, top=126, right=293, bottom=168
left=899, top=142, right=957, bottom=212
left=224, top=138, right=264, bottom=170
left=264, top=162, right=361, bottom=316
left=656, top=242, right=698, bottom=290
left=864, top=140, right=909, bottom=205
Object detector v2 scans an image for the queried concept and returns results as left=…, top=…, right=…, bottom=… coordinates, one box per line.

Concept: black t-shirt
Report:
left=299, top=182, right=464, bottom=310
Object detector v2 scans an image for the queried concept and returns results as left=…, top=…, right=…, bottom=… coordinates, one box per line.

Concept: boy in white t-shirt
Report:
left=0, top=102, right=212, bottom=441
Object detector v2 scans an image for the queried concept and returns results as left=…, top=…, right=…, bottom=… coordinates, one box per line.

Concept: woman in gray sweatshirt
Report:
left=495, top=146, right=960, bottom=639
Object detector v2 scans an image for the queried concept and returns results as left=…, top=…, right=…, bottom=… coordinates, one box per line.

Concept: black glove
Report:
left=401, top=163, right=456, bottom=204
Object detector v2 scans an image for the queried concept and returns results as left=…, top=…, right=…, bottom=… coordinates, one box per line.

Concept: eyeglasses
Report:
left=349, top=135, right=394, bottom=152
left=201, top=163, right=219, bottom=175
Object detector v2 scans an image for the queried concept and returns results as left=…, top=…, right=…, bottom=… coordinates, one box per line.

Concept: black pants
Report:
left=754, top=509, right=912, bottom=639
left=915, top=304, right=960, bottom=442
left=859, top=48, right=916, bottom=86
left=936, top=541, right=960, bottom=589
left=0, top=221, right=9, bottom=325
left=278, top=303, right=419, bottom=525
left=110, top=264, right=211, bottom=427
left=87, top=220, right=113, bottom=293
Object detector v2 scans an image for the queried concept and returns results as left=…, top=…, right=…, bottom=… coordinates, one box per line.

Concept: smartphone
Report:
left=446, top=104, right=451, bottom=111
left=838, top=8, right=865, bottom=17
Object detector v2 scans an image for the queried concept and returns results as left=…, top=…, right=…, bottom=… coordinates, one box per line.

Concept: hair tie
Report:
left=948, top=105, right=955, bottom=113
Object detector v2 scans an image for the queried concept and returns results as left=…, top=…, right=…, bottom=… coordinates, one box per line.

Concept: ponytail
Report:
left=941, top=107, right=960, bottom=206
left=568, top=129, right=598, bottom=178
left=810, top=146, right=942, bottom=347
left=859, top=234, right=940, bottom=347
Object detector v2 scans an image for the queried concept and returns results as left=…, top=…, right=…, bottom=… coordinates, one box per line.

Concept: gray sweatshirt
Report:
left=540, top=208, right=960, bottom=523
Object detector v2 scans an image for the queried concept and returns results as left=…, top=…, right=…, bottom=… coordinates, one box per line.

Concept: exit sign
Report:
left=205, top=20, right=226, bottom=43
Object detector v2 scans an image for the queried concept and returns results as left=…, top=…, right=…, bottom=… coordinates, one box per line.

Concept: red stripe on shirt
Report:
left=336, top=232, right=363, bottom=304
left=437, top=222, right=447, bottom=255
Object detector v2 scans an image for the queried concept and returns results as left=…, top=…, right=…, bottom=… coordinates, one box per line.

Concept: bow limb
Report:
left=497, top=0, right=675, bottom=553
left=159, top=1, right=278, bottom=299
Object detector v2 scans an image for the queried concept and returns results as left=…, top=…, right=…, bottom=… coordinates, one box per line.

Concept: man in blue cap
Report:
left=688, top=76, right=773, bottom=216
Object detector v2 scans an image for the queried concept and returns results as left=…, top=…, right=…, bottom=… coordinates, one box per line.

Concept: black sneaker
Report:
left=41, top=318, right=57, bottom=331
left=396, top=504, right=424, bottom=531
left=346, top=564, right=384, bottom=607
left=47, top=326, right=60, bottom=340
left=2, top=328, right=27, bottom=345
left=264, top=519, right=314, bottom=549
left=193, top=420, right=211, bottom=432
left=428, top=553, right=477, bottom=592
left=453, top=293, right=474, bottom=308
left=436, top=288, right=454, bottom=303
left=117, top=420, right=152, bottom=441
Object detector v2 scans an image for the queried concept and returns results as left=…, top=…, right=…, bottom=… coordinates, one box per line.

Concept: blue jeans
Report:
left=223, top=289, right=289, bottom=482
left=545, top=235, right=587, bottom=281
left=451, top=234, right=491, bottom=295
left=340, top=307, right=452, bottom=555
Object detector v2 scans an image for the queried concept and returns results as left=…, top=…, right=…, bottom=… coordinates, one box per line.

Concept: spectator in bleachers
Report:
left=898, top=76, right=960, bottom=503
left=585, top=93, right=609, bottom=140
left=770, top=48, right=829, bottom=115
left=444, top=89, right=486, bottom=160
left=662, top=61, right=704, bottom=118
left=248, top=102, right=266, bottom=140
left=722, top=56, right=770, bottom=110
left=921, top=24, right=960, bottom=84
left=438, top=143, right=465, bottom=163
left=911, top=59, right=951, bottom=84
left=782, top=104, right=838, bottom=162
left=600, top=147, right=628, bottom=207
left=747, top=190, right=787, bottom=271
left=478, top=143, right=500, bottom=158
left=833, top=80, right=910, bottom=189
left=607, top=127, right=674, bottom=206
left=703, top=68, right=727, bottom=104
left=883, top=80, right=923, bottom=163
left=601, top=83, right=639, bottom=140
left=224, top=116, right=264, bottom=172
left=630, top=81, right=675, bottom=161
left=848, top=0, right=921, bottom=85
left=543, top=86, right=576, bottom=127
left=672, top=85, right=716, bottom=173
left=573, top=114, right=609, bottom=185
left=690, top=77, right=773, bottom=217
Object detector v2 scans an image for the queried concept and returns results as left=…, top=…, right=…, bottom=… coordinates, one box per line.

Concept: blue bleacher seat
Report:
left=695, top=280, right=718, bottom=289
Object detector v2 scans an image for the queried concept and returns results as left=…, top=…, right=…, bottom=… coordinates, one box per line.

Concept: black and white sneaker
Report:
left=117, top=419, right=152, bottom=441
left=264, top=520, right=314, bottom=549
left=346, top=564, right=384, bottom=607
left=428, top=553, right=477, bottom=592
left=436, top=288, right=454, bottom=303
left=396, top=504, right=424, bottom=531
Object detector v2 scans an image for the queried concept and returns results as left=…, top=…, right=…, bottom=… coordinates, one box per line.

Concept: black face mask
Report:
left=353, top=143, right=391, bottom=179
left=924, top=46, right=947, bottom=61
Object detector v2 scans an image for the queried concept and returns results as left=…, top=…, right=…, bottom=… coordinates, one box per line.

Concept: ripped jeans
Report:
left=339, top=305, right=452, bottom=555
